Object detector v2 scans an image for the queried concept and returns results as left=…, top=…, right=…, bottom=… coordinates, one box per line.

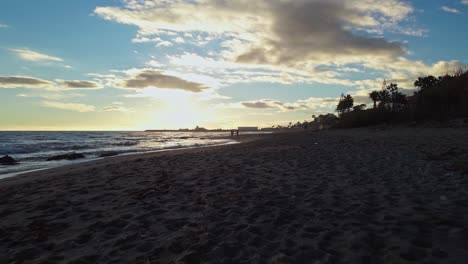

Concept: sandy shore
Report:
left=1, top=128, right=468, bottom=263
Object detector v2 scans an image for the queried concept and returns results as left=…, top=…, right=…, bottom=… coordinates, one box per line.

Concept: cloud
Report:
left=0, top=76, right=105, bottom=90
left=146, top=60, right=164, bottom=67
left=95, top=0, right=415, bottom=68
left=361, top=58, right=465, bottom=89
left=61, top=80, right=100, bottom=89
left=240, top=97, right=337, bottom=112
left=123, top=70, right=209, bottom=92
left=0, top=23, right=8, bottom=28
left=441, top=6, right=461, bottom=14
left=0, top=76, right=53, bottom=88
left=94, top=0, right=440, bottom=91
left=41, top=101, right=95, bottom=112
left=241, top=101, right=278, bottom=109
left=10, top=49, right=63, bottom=62
left=156, top=40, right=172, bottom=47
left=166, top=52, right=353, bottom=86
left=463, top=0, right=468, bottom=5
left=102, top=105, right=129, bottom=112
left=16, top=91, right=85, bottom=100
left=132, top=36, right=174, bottom=47
left=90, top=0, right=463, bottom=96
left=233, top=0, right=406, bottom=66
left=101, top=102, right=131, bottom=112
left=174, top=37, right=185, bottom=43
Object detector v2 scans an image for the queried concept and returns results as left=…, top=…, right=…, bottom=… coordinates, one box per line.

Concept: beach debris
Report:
left=0, top=155, right=18, bottom=165
left=46, top=153, right=85, bottom=161
left=99, top=151, right=119, bottom=157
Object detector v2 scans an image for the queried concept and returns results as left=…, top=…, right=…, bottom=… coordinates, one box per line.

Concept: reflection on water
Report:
left=0, top=131, right=267, bottom=178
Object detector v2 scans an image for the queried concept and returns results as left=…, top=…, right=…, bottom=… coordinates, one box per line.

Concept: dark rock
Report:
left=99, top=151, right=119, bottom=157
left=0, top=155, right=18, bottom=165
left=46, top=153, right=85, bottom=161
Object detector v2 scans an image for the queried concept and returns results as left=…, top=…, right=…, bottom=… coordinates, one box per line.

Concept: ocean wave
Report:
left=0, top=131, right=250, bottom=178
left=112, top=141, right=139, bottom=146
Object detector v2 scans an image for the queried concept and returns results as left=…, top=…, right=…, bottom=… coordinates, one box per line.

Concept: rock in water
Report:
left=0, top=155, right=18, bottom=165
left=46, top=153, right=85, bottom=161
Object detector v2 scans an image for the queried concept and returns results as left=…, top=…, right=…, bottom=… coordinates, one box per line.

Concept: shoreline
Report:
left=0, top=132, right=267, bottom=186
left=1, top=127, right=468, bottom=263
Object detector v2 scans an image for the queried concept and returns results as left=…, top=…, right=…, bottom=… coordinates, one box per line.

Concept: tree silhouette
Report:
left=353, top=104, right=366, bottom=111
left=378, top=89, right=390, bottom=110
left=336, top=94, right=354, bottom=116
left=329, top=68, right=467, bottom=128
left=369, top=91, right=380, bottom=109
left=414, top=75, right=438, bottom=91
left=387, top=83, right=399, bottom=112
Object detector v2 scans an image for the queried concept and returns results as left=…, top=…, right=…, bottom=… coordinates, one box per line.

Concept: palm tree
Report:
left=379, top=90, right=390, bottom=110
left=386, top=83, right=399, bottom=112
left=336, top=94, right=354, bottom=116
left=369, top=91, right=380, bottom=109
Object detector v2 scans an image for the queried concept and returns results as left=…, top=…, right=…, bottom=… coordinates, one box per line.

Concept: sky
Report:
left=1, top=0, right=467, bottom=130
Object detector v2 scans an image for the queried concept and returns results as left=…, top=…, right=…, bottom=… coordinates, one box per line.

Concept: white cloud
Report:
left=441, top=6, right=461, bottom=14
left=146, top=60, right=164, bottom=67
left=16, top=92, right=84, bottom=100
left=239, top=97, right=338, bottom=112
left=41, top=101, right=96, bottom=112
left=0, top=75, right=106, bottom=91
left=95, top=0, right=418, bottom=69
left=59, top=80, right=100, bottom=89
left=122, top=69, right=210, bottom=92
left=166, top=52, right=352, bottom=86
left=93, top=0, right=444, bottom=90
left=89, top=2, right=468, bottom=118
left=0, top=23, right=8, bottom=28
left=156, top=41, right=172, bottom=47
left=0, top=76, right=53, bottom=88
left=174, top=36, right=185, bottom=43
left=102, top=102, right=131, bottom=112
left=10, top=49, right=64, bottom=62
left=462, top=0, right=468, bottom=5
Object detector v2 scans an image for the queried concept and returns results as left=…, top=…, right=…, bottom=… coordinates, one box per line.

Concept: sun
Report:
left=138, top=88, right=216, bottom=129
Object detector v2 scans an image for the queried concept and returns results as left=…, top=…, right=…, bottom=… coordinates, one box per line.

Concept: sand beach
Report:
left=1, top=128, right=468, bottom=263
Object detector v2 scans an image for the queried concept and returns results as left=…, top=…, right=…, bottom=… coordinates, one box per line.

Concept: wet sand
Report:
left=1, top=128, right=468, bottom=263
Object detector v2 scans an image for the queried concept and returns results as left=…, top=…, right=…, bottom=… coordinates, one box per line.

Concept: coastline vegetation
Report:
left=274, top=69, right=468, bottom=130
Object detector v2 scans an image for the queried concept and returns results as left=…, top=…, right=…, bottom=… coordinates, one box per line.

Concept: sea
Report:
left=0, top=131, right=264, bottom=179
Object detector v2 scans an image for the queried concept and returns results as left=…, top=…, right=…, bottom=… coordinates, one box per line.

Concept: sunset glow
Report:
left=1, top=0, right=467, bottom=130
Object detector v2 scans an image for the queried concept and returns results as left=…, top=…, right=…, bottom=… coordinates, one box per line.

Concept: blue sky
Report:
left=1, top=0, right=467, bottom=130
